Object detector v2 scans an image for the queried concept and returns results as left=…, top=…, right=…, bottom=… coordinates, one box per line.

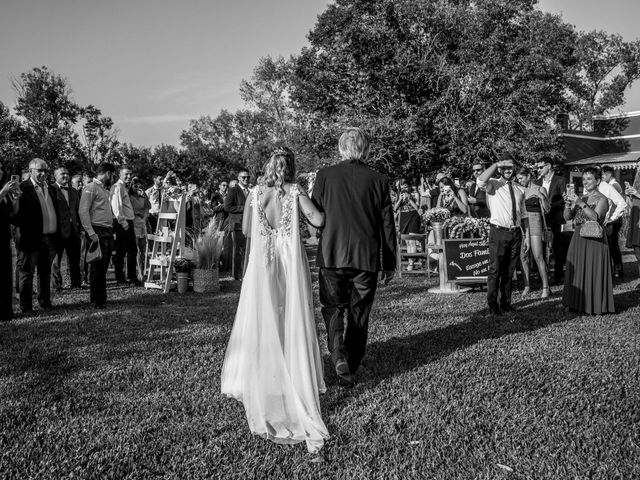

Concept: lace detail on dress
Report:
left=255, top=185, right=299, bottom=264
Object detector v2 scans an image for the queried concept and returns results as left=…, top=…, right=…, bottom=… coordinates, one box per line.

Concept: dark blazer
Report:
left=312, top=160, right=397, bottom=272
left=535, top=174, right=566, bottom=227
left=53, top=184, right=81, bottom=239
left=14, top=179, right=60, bottom=252
left=468, top=183, right=490, bottom=218
left=210, top=191, right=229, bottom=231
left=224, top=185, right=248, bottom=231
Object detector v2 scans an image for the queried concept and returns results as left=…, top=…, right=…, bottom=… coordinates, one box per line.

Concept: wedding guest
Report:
left=0, top=164, right=20, bottom=321
left=51, top=167, right=82, bottom=289
left=600, top=166, right=626, bottom=277
left=562, top=167, right=614, bottom=314
left=394, top=179, right=422, bottom=271
left=625, top=158, right=640, bottom=286
left=211, top=181, right=231, bottom=271
left=225, top=169, right=251, bottom=280
left=477, top=154, right=527, bottom=316
left=534, top=157, right=569, bottom=285
left=111, top=167, right=140, bottom=286
left=72, top=174, right=88, bottom=286
left=467, top=162, right=490, bottom=218
left=516, top=167, right=550, bottom=298
left=145, top=174, right=163, bottom=233
left=14, top=158, right=60, bottom=314
left=79, top=162, right=116, bottom=309
left=185, top=183, right=203, bottom=234
left=82, top=170, right=93, bottom=187
left=419, top=172, right=446, bottom=209
left=436, top=176, right=468, bottom=215
left=129, top=178, right=151, bottom=282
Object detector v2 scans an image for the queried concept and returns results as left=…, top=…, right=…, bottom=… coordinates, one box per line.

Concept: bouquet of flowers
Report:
left=422, top=207, right=451, bottom=224
left=443, top=216, right=491, bottom=240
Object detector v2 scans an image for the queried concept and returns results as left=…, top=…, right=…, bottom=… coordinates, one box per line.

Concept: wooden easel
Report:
left=145, top=193, right=186, bottom=293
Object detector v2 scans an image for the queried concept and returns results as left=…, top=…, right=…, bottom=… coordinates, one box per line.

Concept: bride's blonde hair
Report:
left=259, top=147, right=296, bottom=197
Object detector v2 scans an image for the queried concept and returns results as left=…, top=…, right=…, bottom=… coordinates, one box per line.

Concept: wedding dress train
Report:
left=220, top=184, right=328, bottom=453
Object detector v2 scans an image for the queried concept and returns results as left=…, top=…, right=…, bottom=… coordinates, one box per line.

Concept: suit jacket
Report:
left=535, top=174, right=566, bottom=227
left=14, top=180, right=61, bottom=253
left=210, top=191, right=229, bottom=230
left=53, top=184, right=81, bottom=239
left=224, top=185, right=248, bottom=231
left=312, top=160, right=397, bottom=272
left=468, top=183, right=490, bottom=218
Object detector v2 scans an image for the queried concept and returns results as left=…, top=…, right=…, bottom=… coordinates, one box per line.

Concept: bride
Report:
left=220, top=148, right=329, bottom=454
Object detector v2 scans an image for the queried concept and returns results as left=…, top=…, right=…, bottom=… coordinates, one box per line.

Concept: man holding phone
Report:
left=534, top=157, right=570, bottom=285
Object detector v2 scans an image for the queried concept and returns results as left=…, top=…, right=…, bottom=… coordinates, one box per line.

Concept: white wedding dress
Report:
left=220, top=184, right=329, bottom=453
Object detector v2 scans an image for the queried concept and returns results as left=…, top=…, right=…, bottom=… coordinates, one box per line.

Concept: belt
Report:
left=491, top=224, right=520, bottom=232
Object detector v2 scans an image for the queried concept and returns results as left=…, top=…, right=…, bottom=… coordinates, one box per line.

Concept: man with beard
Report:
left=79, top=162, right=116, bottom=309
left=477, top=154, right=528, bottom=316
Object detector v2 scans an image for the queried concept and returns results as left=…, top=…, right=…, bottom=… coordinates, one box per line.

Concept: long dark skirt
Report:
left=399, top=210, right=422, bottom=234
left=562, top=225, right=615, bottom=315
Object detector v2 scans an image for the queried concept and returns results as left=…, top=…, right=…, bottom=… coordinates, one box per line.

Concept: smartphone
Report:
left=566, top=183, right=575, bottom=195
left=11, top=175, right=19, bottom=182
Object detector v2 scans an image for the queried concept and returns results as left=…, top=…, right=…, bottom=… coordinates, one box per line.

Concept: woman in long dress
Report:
left=220, top=148, right=329, bottom=454
left=562, top=167, right=615, bottom=314
left=625, top=160, right=640, bottom=286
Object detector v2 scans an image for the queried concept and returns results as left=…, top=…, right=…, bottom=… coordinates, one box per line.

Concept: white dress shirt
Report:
left=110, top=179, right=135, bottom=227
left=598, top=180, right=626, bottom=223
left=476, top=177, right=527, bottom=229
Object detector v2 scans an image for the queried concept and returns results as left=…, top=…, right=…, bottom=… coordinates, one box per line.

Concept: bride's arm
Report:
left=298, top=189, right=325, bottom=228
left=242, top=194, right=253, bottom=237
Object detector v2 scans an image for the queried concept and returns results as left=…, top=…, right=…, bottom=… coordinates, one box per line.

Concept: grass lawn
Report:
left=1, top=249, right=639, bottom=479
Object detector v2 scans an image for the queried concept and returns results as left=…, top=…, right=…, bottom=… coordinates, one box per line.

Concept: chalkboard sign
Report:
left=443, top=238, right=490, bottom=282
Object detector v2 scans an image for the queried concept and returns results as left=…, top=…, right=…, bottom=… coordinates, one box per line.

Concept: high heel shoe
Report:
left=541, top=287, right=551, bottom=299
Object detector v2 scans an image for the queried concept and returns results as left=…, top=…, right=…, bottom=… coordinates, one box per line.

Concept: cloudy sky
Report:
left=1, top=0, right=639, bottom=147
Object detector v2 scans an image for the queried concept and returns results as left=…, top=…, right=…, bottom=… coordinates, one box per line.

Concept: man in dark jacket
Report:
left=14, top=158, right=60, bottom=313
left=224, top=170, right=251, bottom=280
left=51, top=166, right=82, bottom=289
left=312, top=128, right=397, bottom=386
left=534, top=157, right=570, bottom=284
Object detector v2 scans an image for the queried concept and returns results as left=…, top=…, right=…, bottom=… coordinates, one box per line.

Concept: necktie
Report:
left=508, top=182, right=517, bottom=227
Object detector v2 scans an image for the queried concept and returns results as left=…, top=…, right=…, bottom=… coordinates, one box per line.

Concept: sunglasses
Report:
left=239, top=176, right=250, bottom=179
left=31, top=168, right=48, bottom=173
left=472, top=168, right=483, bottom=172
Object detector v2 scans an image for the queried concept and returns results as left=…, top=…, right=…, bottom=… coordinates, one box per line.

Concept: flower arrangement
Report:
left=443, top=215, right=491, bottom=240
left=174, top=256, right=193, bottom=273
left=423, top=207, right=451, bottom=224
left=194, top=217, right=223, bottom=270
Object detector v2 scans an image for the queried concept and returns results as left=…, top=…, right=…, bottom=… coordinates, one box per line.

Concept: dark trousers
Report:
left=114, top=220, right=137, bottom=282
left=0, top=240, right=13, bottom=320
left=220, top=230, right=233, bottom=272
left=148, top=213, right=158, bottom=234
left=52, top=234, right=82, bottom=288
left=606, top=219, right=623, bottom=269
left=89, top=226, right=114, bottom=307
left=319, top=268, right=378, bottom=374
left=550, top=225, right=571, bottom=283
left=487, top=226, right=521, bottom=309
left=79, top=232, right=89, bottom=283
left=18, top=235, right=57, bottom=311
left=231, top=230, right=246, bottom=280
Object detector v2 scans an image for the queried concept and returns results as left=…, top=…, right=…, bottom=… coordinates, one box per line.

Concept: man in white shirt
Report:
left=601, top=165, right=627, bottom=277
left=145, top=174, right=163, bottom=233
left=110, top=167, right=140, bottom=286
left=477, top=154, right=528, bottom=316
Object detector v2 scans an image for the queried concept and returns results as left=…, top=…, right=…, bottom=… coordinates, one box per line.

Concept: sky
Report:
left=1, top=0, right=639, bottom=147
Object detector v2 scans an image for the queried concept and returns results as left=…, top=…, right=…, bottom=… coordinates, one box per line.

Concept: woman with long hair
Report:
left=562, top=167, right=615, bottom=314
left=625, top=158, right=640, bottom=287
left=220, top=147, right=329, bottom=455
left=436, top=176, right=468, bottom=215
left=516, top=167, right=551, bottom=298
left=394, top=178, right=422, bottom=270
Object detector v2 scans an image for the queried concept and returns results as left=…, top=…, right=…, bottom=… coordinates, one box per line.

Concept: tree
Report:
left=0, top=101, right=30, bottom=175
left=565, top=30, right=640, bottom=130
left=11, top=66, right=81, bottom=166
left=287, top=0, right=577, bottom=177
left=76, top=105, right=120, bottom=165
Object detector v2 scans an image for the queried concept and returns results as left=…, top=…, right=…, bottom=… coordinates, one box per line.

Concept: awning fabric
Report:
left=565, top=151, right=640, bottom=170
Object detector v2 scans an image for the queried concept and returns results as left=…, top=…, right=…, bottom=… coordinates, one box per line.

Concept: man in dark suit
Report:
left=534, top=157, right=570, bottom=285
left=312, top=128, right=397, bottom=387
left=14, top=158, right=60, bottom=313
left=224, top=170, right=251, bottom=280
left=51, top=166, right=82, bottom=289
left=211, top=180, right=231, bottom=271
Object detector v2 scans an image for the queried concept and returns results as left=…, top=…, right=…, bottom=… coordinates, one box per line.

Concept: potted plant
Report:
left=422, top=207, right=451, bottom=244
left=174, top=257, right=193, bottom=293
left=192, top=218, right=223, bottom=293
